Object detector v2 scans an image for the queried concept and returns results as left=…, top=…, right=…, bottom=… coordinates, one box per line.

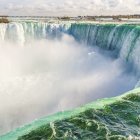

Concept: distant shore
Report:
left=1, top=15, right=140, bottom=24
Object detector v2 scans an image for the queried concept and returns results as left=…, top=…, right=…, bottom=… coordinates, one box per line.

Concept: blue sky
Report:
left=0, top=0, right=140, bottom=16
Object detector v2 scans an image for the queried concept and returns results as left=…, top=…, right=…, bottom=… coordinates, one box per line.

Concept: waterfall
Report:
left=0, top=22, right=140, bottom=73
left=0, top=21, right=139, bottom=88
left=0, top=22, right=70, bottom=45
left=69, top=24, right=140, bottom=74
left=0, top=22, right=138, bottom=56
left=0, top=22, right=140, bottom=139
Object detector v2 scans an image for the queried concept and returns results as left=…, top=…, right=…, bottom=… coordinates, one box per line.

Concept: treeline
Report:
left=0, top=17, right=9, bottom=23
left=57, top=15, right=140, bottom=21
left=80, top=15, right=140, bottom=19
left=57, top=17, right=71, bottom=20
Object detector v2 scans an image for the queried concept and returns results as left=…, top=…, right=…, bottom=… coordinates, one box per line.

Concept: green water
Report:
left=1, top=88, right=140, bottom=140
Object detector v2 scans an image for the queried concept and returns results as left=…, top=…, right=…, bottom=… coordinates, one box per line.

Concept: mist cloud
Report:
left=0, top=34, right=137, bottom=134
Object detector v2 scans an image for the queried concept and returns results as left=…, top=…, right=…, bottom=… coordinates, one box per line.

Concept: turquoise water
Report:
left=1, top=88, right=140, bottom=140
left=69, top=23, right=140, bottom=75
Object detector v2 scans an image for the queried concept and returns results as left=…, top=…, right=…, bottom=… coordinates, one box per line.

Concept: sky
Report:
left=0, top=0, right=140, bottom=16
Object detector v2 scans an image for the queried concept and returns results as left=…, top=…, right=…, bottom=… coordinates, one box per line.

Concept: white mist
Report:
left=0, top=34, right=137, bottom=134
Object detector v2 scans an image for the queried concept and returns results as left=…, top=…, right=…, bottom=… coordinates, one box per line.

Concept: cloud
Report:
left=102, top=0, right=119, bottom=8
left=0, top=1, right=140, bottom=20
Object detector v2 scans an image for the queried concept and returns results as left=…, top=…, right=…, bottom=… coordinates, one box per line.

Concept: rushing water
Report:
left=1, top=22, right=140, bottom=72
left=0, top=22, right=140, bottom=139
